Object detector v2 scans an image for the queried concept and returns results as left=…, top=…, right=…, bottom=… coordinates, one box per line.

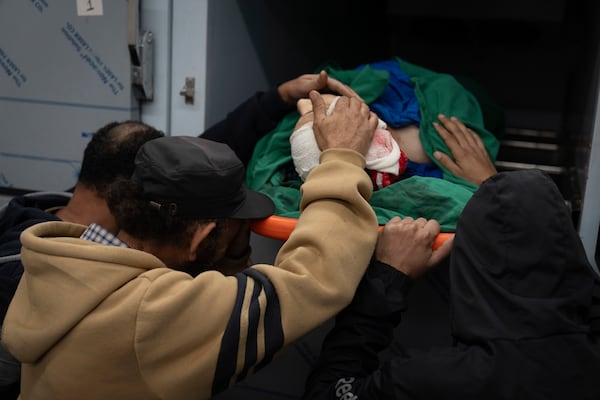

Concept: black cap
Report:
left=131, top=136, right=274, bottom=219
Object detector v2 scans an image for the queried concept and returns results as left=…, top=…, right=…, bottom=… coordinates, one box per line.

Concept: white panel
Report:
left=169, top=0, right=208, bottom=136
left=0, top=0, right=136, bottom=191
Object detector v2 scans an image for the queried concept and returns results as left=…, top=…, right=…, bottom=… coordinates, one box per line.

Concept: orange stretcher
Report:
left=251, top=215, right=454, bottom=250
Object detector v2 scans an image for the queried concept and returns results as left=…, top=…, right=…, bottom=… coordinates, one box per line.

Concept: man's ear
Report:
left=188, top=222, right=216, bottom=262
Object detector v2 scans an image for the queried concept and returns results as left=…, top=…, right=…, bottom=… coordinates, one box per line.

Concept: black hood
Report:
left=450, top=169, right=594, bottom=342
left=0, top=192, right=70, bottom=321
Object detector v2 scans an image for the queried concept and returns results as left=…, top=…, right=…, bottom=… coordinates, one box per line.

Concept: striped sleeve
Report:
left=212, top=268, right=283, bottom=394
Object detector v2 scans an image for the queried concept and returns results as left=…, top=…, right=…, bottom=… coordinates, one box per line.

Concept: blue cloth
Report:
left=356, top=60, right=421, bottom=128
left=357, top=60, right=439, bottom=179
left=403, top=160, right=443, bottom=179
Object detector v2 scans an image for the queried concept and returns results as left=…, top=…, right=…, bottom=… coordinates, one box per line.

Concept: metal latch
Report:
left=179, top=77, right=195, bottom=104
left=128, top=0, right=153, bottom=101
left=130, top=31, right=154, bottom=101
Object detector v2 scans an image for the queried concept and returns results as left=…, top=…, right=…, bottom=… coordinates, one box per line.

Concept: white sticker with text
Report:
left=76, top=0, right=103, bottom=16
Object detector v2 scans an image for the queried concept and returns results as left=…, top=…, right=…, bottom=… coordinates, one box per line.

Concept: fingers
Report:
left=376, top=216, right=447, bottom=278
left=433, top=150, right=460, bottom=176
left=432, top=114, right=471, bottom=169
left=381, top=215, right=402, bottom=232
left=447, top=116, right=473, bottom=147
left=429, top=235, right=453, bottom=267
left=468, top=126, right=487, bottom=152
left=280, top=71, right=361, bottom=106
left=367, top=110, right=379, bottom=127
left=327, top=79, right=361, bottom=99
left=314, top=69, right=360, bottom=100
left=423, top=218, right=441, bottom=236
left=451, top=117, right=479, bottom=148
left=384, top=216, right=440, bottom=243
left=435, top=114, right=468, bottom=147
left=432, top=114, right=497, bottom=185
left=435, top=115, right=483, bottom=152
left=311, top=94, right=375, bottom=154
left=309, top=90, right=326, bottom=118
left=432, top=119, right=459, bottom=159
left=317, top=70, right=328, bottom=88
left=332, top=95, right=370, bottom=119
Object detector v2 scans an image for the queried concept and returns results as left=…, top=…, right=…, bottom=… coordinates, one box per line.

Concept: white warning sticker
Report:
left=76, top=0, right=103, bottom=17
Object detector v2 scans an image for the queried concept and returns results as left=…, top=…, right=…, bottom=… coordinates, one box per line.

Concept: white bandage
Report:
left=290, top=113, right=400, bottom=181
left=365, top=123, right=401, bottom=175
left=290, top=121, right=320, bottom=181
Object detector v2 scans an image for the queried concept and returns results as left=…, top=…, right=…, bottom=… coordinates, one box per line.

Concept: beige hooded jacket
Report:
left=2, top=149, right=378, bottom=400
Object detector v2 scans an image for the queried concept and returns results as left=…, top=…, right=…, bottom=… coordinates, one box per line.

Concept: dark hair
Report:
left=78, top=121, right=164, bottom=197
left=105, top=178, right=213, bottom=246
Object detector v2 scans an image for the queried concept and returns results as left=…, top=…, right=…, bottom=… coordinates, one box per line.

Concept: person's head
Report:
left=292, top=96, right=406, bottom=189
left=78, top=121, right=165, bottom=197
left=450, top=169, right=594, bottom=343
left=56, top=121, right=165, bottom=232
left=106, top=136, right=275, bottom=271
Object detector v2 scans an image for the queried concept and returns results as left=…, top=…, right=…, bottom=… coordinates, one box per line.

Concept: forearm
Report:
left=253, top=149, right=378, bottom=342
left=303, top=261, right=412, bottom=400
left=200, top=89, right=293, bottom=166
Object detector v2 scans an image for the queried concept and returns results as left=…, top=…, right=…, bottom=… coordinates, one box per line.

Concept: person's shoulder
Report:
left=0, top=192, right=69, bottom=236
left=0, top=193, right=73, bottom=319
left=3, top=191, right=70, bottom=212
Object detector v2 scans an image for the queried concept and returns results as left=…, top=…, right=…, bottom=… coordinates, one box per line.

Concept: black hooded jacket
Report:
left=0, top=193, right=69, bottom=321
left=304, top=170, right=600, bottom=400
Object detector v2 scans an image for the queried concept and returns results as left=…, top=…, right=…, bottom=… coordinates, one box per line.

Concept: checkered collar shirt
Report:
left=80, top=223, right=128, bottom=248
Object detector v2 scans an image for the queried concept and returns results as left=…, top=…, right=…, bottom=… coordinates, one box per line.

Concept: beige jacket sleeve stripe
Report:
left=212, top=268, right=282, bottom=393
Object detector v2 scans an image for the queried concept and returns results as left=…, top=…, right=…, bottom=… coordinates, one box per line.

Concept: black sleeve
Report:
left=0, top=196, right=62, bottom=321
left=303, top=261, right=412, bottom=400
left=590, top=273, right=600, bottom=335
left=200, top=89, right=294, bottom=166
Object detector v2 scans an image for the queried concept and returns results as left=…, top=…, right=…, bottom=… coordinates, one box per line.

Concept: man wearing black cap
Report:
left=3, top=92, right=381, bottom=399
left=0, top=69, right=361, bottom=399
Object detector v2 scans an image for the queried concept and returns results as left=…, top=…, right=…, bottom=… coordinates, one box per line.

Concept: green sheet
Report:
left=246, top=58, right=500, bottom=232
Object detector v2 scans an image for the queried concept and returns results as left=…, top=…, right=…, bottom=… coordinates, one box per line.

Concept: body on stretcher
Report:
left=247, top=59, right=501, bottom=248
